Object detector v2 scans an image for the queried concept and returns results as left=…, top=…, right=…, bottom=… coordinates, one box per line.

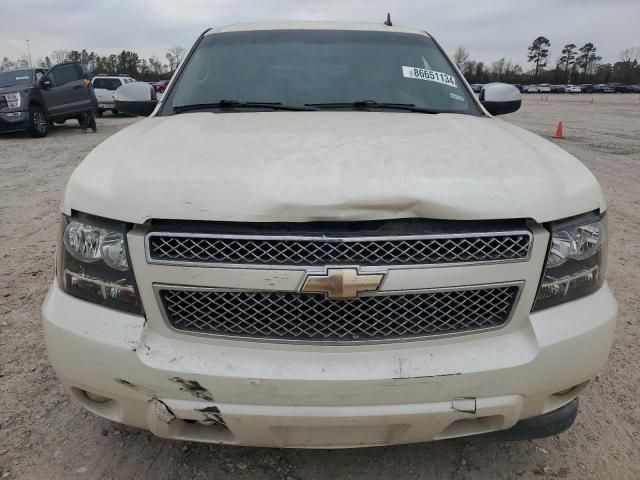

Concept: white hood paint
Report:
left=64, top=112, right=603, bottom=224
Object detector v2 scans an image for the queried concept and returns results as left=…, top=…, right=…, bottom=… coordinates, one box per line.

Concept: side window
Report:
left=51, top=64, right=79, bottom=86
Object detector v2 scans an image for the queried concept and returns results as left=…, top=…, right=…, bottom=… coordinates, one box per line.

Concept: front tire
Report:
left=96, top=110, right=104, bottom=118
left=28, top=106, right=48, bottom=138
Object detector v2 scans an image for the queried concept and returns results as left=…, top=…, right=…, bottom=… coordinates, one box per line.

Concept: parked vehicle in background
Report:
left=92, top=75, right=136, bottom=116
left=565, top=85, right=582, bottom=94
left=513, top=84, right=524, bottom=93
left=43, top=21, right=616, bottom=449
left=593, top=84, right=614, bottom=93
left=0, top=63, right=94, bottom=137
left=550, top=85, right=565, bottom=93
left=152, top=79, right=170, bottom=93
left=580, top=84, right=594, bottom=93
left=609, top=83, right=631, bottom=93
left=629, top=85, right=640, bottom=93
left=527, top=84, right=552, bottom=93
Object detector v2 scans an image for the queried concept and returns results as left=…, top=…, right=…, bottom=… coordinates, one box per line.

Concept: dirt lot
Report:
left=1, top=96, right=638, bottom=479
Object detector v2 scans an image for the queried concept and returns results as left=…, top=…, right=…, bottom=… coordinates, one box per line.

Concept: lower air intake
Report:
left=158, top=286, right=519, bottom=343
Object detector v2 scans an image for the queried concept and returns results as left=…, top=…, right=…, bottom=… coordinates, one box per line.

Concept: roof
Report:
left=206, top=21, right=430, bottom=37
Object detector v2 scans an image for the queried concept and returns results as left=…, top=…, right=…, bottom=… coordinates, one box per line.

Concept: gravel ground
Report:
left=0, top=96, right=639, bottom=479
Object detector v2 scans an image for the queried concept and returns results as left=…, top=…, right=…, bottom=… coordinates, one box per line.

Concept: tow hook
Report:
left=452, top=397, right=477, bottom=414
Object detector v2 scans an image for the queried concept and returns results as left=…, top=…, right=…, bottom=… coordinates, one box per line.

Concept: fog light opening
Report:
left=438, top=415, right=505, bottom=439
left=84, top=390, right=113, bottom=404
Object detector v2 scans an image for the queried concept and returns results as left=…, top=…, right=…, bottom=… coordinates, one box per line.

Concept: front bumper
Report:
left=0, top=110, right=29, bottom=132
left=42, top=281, right=617, bottom=448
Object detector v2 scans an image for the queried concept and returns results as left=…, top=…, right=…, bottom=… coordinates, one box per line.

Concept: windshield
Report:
left=161, top=29, right=480, bottom=116
left=0, top=69, right=33, bottom=88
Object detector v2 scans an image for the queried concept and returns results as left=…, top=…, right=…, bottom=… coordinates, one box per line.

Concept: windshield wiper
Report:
left=305, top=100, right=444, bottom=114
left=173, top=100, right=317, bottom=114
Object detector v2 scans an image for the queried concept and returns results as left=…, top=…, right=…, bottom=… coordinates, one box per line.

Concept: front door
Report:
left=41, top=63, right=90, bottom=117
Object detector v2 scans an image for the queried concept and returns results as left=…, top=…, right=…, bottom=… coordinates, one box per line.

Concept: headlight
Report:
left=57, top=214, right=142, bottom=314
left=5, top=92, right=21, bottom=109
left=532, top=212, right=607, bottom=311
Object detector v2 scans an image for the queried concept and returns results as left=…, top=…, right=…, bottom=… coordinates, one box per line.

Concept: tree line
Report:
left=0, top=46, right=186, bottom=81
left=452, top=38, right=639, bottom=85
left=2, top=39, right=640, bottom=85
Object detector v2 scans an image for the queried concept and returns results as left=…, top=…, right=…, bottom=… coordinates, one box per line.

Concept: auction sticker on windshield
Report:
left=402, top=66, right=457, bottom=88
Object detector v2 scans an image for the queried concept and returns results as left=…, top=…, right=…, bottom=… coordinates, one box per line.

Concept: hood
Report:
left=64, top=111, right=603, bottom=224
left=0, top=85, right=29, bottom=95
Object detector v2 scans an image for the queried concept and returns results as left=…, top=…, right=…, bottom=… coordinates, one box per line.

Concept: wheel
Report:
left=53, top=119, right=66, bottom=125
left=96, top=110, right=104, bottom=118
left=112, top=109, right=119, bottom=116
left=27, top=105, right=48, bottom=138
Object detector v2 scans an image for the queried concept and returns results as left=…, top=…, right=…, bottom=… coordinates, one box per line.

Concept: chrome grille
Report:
left=158, top=286, right=519, bottom=342
left=147, top=232, right=531, bottom=267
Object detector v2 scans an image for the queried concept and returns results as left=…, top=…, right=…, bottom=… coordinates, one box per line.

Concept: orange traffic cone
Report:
left=552, top=121, right=565, bottom=139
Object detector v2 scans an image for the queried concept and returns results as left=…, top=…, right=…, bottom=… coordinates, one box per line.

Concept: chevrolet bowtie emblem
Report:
left=301, top=268, right=384, bottom=299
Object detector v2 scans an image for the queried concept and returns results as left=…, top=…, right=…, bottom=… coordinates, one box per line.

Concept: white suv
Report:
left=42, top=21, right=616, bottom=449
left=92, top=75, right=135, bottom=116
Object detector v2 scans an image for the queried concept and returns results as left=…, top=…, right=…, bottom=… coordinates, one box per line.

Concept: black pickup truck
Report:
left=0, top=62, right=94, bottom=137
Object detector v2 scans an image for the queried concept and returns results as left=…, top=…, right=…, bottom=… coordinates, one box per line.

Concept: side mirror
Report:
left=114, top=82, right=158, bottom=116
left=41, top=79, right=52, bottom=89
left=479, top=83, right=522, bottom=116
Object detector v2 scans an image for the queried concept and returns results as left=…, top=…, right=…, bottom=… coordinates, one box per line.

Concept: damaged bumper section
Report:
left=42, top=281, right=616, bottom=448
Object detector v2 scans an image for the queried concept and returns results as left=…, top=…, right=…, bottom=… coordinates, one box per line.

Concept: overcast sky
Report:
left=2, top=0, right=639, bottom=68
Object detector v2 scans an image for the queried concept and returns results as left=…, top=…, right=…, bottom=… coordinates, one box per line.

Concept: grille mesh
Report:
left=159, top=286, right=518, bottom=342
left=148, top=233, right=531, bottom=266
